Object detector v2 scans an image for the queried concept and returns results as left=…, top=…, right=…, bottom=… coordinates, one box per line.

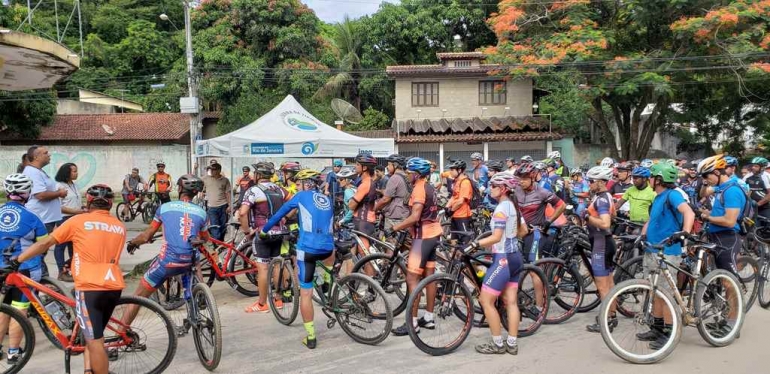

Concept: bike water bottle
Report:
left=530, top=228, right=541, bottom=263
left=315, top=267, right=325, bottom=286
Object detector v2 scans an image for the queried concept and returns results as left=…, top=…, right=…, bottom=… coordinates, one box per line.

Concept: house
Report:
left=377, top=52, right=569, bottom=170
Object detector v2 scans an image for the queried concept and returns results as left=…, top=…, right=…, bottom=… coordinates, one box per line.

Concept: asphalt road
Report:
left=19, top=219, right=770, bottom=374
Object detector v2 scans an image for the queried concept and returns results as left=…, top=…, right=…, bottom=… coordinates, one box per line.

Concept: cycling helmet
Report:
left=532, top=161, right=547, bottom=171
left=177, top=174, right=204, bottom=195
left=355, top=153, right=377, bottom=166
left=616, top=162, right=632, bottom=171
left=515, top=163, right=537, bottom=177
left=333, top=160, right=343, bottom=167
left=631, top=166, right=651, bottom=179
left=585, top=166, right=613, bottom=181
left=336, top=168, right=356, bottom=180
left=487, top=159, right=504, bottom=172
left=3, top=173, right=33, bottom=197
left=724, top=156, right=739, bottom=167
left=489, top=171, right=520, bottom=190
left=640, top=159, right=654, bottom=168
left=86, top=184, right=115, bottom=208
left=649, top=162, right=679, bottom=183
left=520, top=155, right=533, bottom=163
left=252, top=162, right=275, bottom=177
left=543, top=158, right=557, bottom=169
left=281, top=162, right=301, bottom=172
left=570, top=169, right=583, bottom=177
left=697, top=155, right=727, bottom=175
left=156, top=161, right=166, bottom=167
left=406, top=157, right=432, bottom=176
left=295, top=169, right=320, bottom=181
left=750, top=157, right=769, bottom=167
left=548, top=151, right=561, bottom=160
left=505, top=156, right=515, bottom=162
left=447, top=159, right=467, bottom=171
left=470, top=152, right=483, bottom=161
left=600, top=157, right=615, bottom=168
left=385, top=154, right=407, bottom=167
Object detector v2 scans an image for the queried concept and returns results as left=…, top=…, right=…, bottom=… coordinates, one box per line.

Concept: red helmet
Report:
left=515, top=163, right=537, bottom=177
left=281, top=162, right=301, bottom=172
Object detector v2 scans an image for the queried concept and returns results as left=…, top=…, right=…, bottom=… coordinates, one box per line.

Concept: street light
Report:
left=159, top=13, right=179, bottom=31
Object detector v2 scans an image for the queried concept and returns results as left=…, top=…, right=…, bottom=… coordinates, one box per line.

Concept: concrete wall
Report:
left=573, top=143, right=616, bottom=169
left=0, top=144, right=188, bottom=193
left=57, top=100, right=116, bottom=114
left=394, top=77, right=533, bottom=121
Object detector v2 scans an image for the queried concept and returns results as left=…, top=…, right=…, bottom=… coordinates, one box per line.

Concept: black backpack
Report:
left=461, top=178, right=483, bottom=210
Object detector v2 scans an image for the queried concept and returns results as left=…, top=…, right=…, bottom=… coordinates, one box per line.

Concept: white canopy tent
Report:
left=195, top=95, right=394, bottom=159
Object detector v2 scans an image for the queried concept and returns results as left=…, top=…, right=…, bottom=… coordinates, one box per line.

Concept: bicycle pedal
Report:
left=326, top=319, right=336, bottom=329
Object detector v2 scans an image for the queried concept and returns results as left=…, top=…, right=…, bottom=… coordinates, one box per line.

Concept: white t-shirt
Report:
left=23, top=165, right=62, bottom=224
left=489, top=200, right=525, bottom=254
left=57, top=182, right=82, bottom=217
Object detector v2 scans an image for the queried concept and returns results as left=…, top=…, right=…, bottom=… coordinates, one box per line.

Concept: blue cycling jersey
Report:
left=0, top=201, right=46, bottom=270
left=154, top=200, right=209, bottom=264
left=262, top=190, right=334, bottom=254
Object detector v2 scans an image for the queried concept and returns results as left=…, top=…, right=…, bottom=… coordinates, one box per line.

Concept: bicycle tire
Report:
left=141, top=203, right=153, bottom=224
left=758, top=249, right=770, bottom=309
left=225, top=245, right=259, bottom=297
left=106, top=295, right=177, bottom=374
left=535, top=258, right=583, bottom=325
left=115, top=202, right=133, bottom=222
left=150, top=275, right=186, bottom=311
left=351, top=253, right=408, bottom=316
left=333, top=273, right=393, bottom=345
left=268, top=257, right=300, bottom=325
left=0, top=303, right=35, bottom=374
left=406, top=273, right=474, bottom=356
left=34, top=277, right=75, bottom=350
left=599, top=279, right=682, bottom=364
left=736, top=255, right=759, bottom=312
left=191, top=283, right=222, bottom=371
left=694, top=269, right=744, bottom=347
left=613, top=255, right=645, bottom=318
left=575, top=255, right=601, bottom=313
left=508, top=264, right=549, bottom=337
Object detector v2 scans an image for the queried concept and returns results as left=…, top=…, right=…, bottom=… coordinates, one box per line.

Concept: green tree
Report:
left=315, top=16, right=364, bottom=110
left=347, top=107, right=391, bottom=131
left=0, top=90, right=57, bottom=138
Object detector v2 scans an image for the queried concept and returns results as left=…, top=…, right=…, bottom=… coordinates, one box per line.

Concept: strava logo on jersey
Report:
left=84, top=222, right=125, bottom=234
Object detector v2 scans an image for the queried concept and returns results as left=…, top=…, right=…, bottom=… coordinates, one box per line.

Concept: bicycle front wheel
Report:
left=268, top=257, right=300, bottom=325
left=758, top=255, right=770, bottom=309
left=333, top=273, right=393, bottom=345
left=352, top=253, right=408, bottom=316
left=0, top=304, right=35, bottom=374
left=694, top=269, right=744, bottom=347
left=735, top=255, right=759, bottom=312
left=105, top=295, right=177, bottom=374
left=192, top=283, right=222, bottom=371
left=225, top=245, right=259, bottom=297
left=115, top=203, right=132, bottom=222
left=513, top=265, right=549, bottom=337
left=141, top=203, right=153, bottom=224
left=536, top=258, right=583, bottom=325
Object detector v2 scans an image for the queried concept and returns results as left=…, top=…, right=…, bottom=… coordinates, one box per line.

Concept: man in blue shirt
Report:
left=637, top=162, right=694, bottom=349
left=0, top=174, right=47, bottom=363
left=324, top=160, right=343, bottom=203
left=261, top=169, right=334, bottom=350
left=470, top=152, right=489, bottom=190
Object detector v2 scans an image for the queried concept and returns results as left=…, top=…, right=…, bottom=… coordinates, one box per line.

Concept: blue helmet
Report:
left=333, top=160, right=343, bottom=167
left=724, top=156, right=738, bottom=167
left=631, top=166, right=651, bottom=179
left=406, top=157, right=432, bottom=176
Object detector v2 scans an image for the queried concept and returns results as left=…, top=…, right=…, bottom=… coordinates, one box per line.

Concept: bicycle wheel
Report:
left=575, top=255, right=601, bottom=312
left=333, top=273, right=393, bottom=345
left=351, top=253, right=408, bottom=316
left=34, top=277, right=75, bottom=350
left=115, top=203, right=132, bottom=222
left=268, top=257, right=300, bottom=325
left=599, top=279, right=682, bottom=364
left=406, top=273, right=474, bottom=356
left=758, top=252, right=770, bottom=309
left=613, top=255, right=646, bottom=318
left=191, top=283, right=222, bottom=371
left=150, top=275, right=186, bottom=311
left=141, top=203, right=153, bottom=224
left=735, top=255, right=759, bottom=312
left=226, top=245, right=259, bottom=297
left=512, top=265, right=549, bottom=337
left=535, top=258, right=583, bottom=325
left=105, top=295, right=177, bottom=374
left=0, top=304, right=35, bottom=374
left=694, top=269, right=744, bottom=347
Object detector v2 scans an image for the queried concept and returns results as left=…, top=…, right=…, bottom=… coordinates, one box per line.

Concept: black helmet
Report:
left=177, top=174, right=204, bottom=195
left=448, top=159, right=467, bottom=171
left=86, top=184, right=115, bottom=209
left=487, top=159, right=504, bottom=172
left=385, top=154, right=407, bottom=167
left=355, top=153, right=377, bottom=166
left=252, top=162, right=275, bottom=177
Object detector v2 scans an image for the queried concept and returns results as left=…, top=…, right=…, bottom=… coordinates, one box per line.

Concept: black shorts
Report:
left=522, top=230, right=555, bottom=263
left=709, top=230, right=742, bottom=275
left=253, top=236, right=283, bottom=263
left=353, top=218, right=375, bottom=236
left=407, top=237, right=439, bottom=274
left=2, top=269, right=40, bottom=308
left=158, top=193, right=171, bottom=204
left=296, top=250, right=334, bottom=289
left=450, top=218, right=473, bottom=245
left=75, top=290, right=121, bottom=340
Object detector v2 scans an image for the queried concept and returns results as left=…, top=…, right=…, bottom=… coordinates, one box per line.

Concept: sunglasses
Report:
left=701, top=172, right=712, bottom=179
left=588, top=179, right=597, bottom=184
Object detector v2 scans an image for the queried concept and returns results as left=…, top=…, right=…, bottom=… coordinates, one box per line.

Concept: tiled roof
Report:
left=386, top=64, right=501, bottom=77
left=396, top=132, right=560, bottom=143
left=348, top=129, right=396, bottom=139
left=0, top=113, right=190, bottom=141
left=395, top=116, right=549, bottom=134
left=436, top=52, right=486, bottom=61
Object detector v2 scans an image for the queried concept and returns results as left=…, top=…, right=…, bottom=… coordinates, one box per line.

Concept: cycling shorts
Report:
left=589, top=234, right=616, bottom=277
left=296, top=250, right=333, bottom=289
left=481, top=252, right=523, bottom=296
left=142, top=257, right=191, bottom=291
left=157, top=193, right=171, bottom=204
left=353, top=218, right=375, bottom=236
left=75, top=290, right=121, bottom=340
left=407, top=237, right=439, bottom=275
left=253, top=237, right=284, bottom=264
left=522, top=231, right=555, bottom=262
left=2, top=268, right=41, bottom=309
left=708, top=231, right=741, bottom=275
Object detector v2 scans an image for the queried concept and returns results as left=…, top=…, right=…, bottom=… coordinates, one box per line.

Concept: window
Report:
left=412, top=82, right=439, bottom=107
left=454, top=60, right=471, bottom=67
left=479, top=80, right=507, bottom=105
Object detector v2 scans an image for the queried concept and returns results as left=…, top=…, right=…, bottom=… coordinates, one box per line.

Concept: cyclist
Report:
left=280, top=162, right=301, bottom=195
left=240, top=162, right=291, bottom=313
left=568, top=169, right=590, bottom=218
left=388, top=158, right=442, bottom=336
left=505, top=157, right=516, bottom=172
left=147, top=162, right=172, bottom=204
left=259, top=169, right=334, bottom=349
left=636, top=162, right=694, bottom=350
left=583, top=166, right=619, bottom=333
left=17, top=184, right=126, bottom=374
left=470, top=152, right=489, bottom=191
left=548, top=150, right=570, bottom=177
left=445, top=159, right=474, bottom=245
left=375, top=154, right=411, bottom=234
left=520, top=155, right=533, bottom=164
left=121, top=167, right=145, bottom=220
left=608, top=162, right=633, bottom=217
left=470, top=171, right=528, bottom=355
left=641, top=159, right=654, bottom=168
left=336, top=169, right=357, bottom=227
left=0, top=174, right=46, bottom=364
left=513, top=163, right=565, bottom=261
left=533, top=161, right=552, bottom=192
left=235, top=166, right=255, bottom=208
left=483, top=160, right=505, bottom=207
left=348, top=153, right=379, bottom=257
left=743, top=157, right=770, bottom=222
left=724, top=156, right=749, bottom=194
left=679, top=165, right=702, bottom=206
left=616, top=167, right=656, bottom=225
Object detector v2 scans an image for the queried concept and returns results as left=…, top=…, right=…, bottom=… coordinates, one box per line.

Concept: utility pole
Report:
left=184, top=1, right=199, bottom=175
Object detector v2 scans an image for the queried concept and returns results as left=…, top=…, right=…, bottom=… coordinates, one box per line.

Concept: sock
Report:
left=412, top=317, right=419, bottom=328
left=492, top=335, right=504, bottom=347
left=304, top=321, right=316, bottom=340
left=653, top=317, right=664, bottom=329
left=507, top=336, right=517, bottom=346
left=8, top=348, right=18, bottom=355
left=423, top=312, right=434, bottom=321
left=727, top=319, right=737, bottom=328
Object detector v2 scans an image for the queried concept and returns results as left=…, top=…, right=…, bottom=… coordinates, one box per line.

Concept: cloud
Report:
left=303, top=0, right=398, bottom=23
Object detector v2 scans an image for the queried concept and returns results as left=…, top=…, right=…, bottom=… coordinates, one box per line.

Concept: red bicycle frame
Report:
left=202, top=237, right=259, bottom=279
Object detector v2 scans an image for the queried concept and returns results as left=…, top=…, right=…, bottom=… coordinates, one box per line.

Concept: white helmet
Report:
left=600, top=157, right=615, bottom=168
left=586, top=166, right=614, bottom=181
left=548, top=151, right=561, bottom=160
left=3, top=173, right=33, bottom=195
left=470, top=152, right=483, bottom=161
left=640, top=159, right=653, bottom=168
left=335, top=169, right=356, bottom=179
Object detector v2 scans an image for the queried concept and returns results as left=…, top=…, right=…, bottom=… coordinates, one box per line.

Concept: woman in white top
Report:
left=54, top=162, right=84, bottom=282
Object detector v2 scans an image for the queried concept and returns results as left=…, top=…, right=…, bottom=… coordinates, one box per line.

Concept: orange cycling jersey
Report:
left=409, top=178, right=442, bottom=239
left=448, top=175, right=473, bottom=219
left=150, top=172, right=172, bottom=193
left=352, top=173, right=377, bottom=223
left=51, top=210, right=126, bottom=291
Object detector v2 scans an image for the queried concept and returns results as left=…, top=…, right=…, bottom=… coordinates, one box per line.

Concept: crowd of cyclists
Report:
left=2, top=146, right=770, bottom=372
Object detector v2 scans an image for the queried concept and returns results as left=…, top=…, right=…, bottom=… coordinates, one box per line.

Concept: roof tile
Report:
left=0, top=113, right=190, bottom=141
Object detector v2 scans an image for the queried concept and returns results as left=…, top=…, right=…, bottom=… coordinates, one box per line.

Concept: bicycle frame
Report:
left=204, top=236, right=259, bottom=279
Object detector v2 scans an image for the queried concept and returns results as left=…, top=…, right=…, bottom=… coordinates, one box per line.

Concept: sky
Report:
left=303, top=0, right=396, bottom=23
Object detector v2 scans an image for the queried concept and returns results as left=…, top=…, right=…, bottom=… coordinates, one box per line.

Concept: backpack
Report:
left=718, top=183, right=756, bottom=235
left=392, top=173, right=412, bottom=207
left=461, top=178, right=483, bottom=210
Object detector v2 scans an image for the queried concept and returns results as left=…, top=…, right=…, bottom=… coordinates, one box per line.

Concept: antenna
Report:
left=331, top=99, right=363, bottom=127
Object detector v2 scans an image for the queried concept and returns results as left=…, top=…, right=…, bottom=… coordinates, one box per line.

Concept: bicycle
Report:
left=598, top=233, right=745, bottom=364
left=406, top=233, right=549, bottom=356
left=351, top=230, right=409, bottom=317
left=115, top=191, right=150, bottom=223
left=143, top=193, right=165, bottom=224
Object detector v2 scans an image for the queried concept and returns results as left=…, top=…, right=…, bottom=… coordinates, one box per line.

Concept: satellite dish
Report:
left=331, top=98, right=363, bottom=125
left=101, top=124, right=115, bottom=136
